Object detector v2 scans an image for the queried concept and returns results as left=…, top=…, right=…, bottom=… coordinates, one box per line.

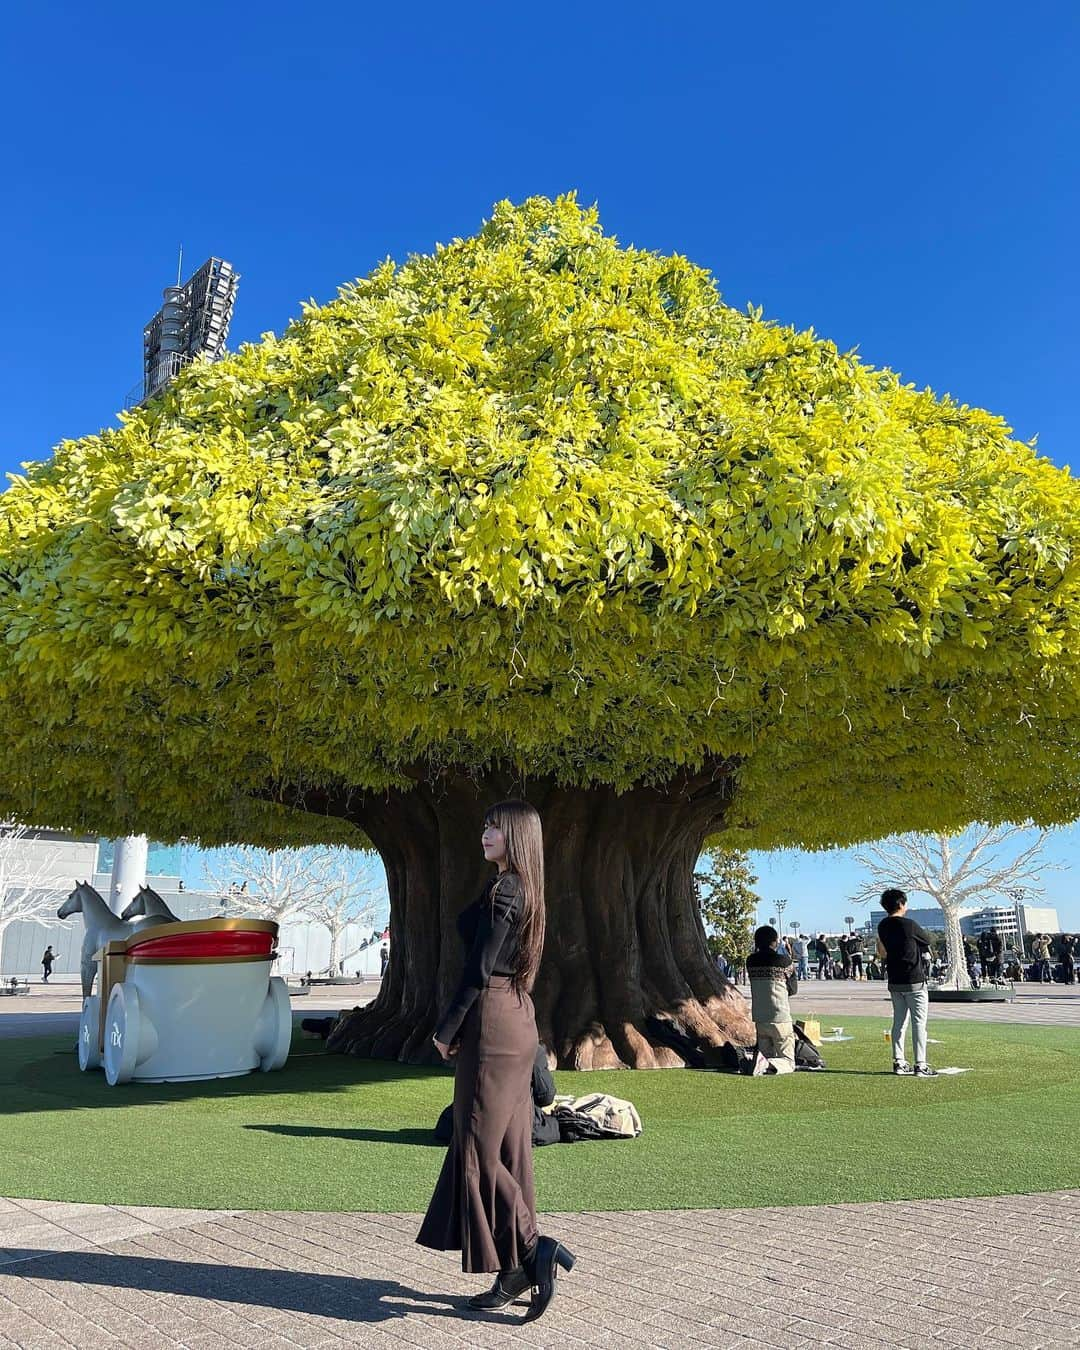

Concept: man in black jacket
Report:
left=876, top=889, right=937, bottom=1078
left=1058, top=934, right=1076, bottom=985
left=978, top=928, right=1004, bottom=983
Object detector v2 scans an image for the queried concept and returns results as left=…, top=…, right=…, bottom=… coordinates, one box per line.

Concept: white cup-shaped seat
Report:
left=100, top=919, right=287, bottom=1084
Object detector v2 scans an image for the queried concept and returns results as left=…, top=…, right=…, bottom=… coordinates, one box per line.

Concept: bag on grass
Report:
left=794, top=1017, right=821, bottom=1046
left=555, top=1092, right=643, bottom=1142
left=793, top=1023, right=825, bottom=1070
left=554, top=1108, right=607, bottom=1143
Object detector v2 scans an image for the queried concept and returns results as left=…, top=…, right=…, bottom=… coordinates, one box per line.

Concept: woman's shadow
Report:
left=8, top=1250, right=522, bottom=1325
left=245, top=1124, right=443, bottom=1146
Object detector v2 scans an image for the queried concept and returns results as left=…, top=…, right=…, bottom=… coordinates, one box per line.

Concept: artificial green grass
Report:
left=3, top=1016, right=1078, bottom=1211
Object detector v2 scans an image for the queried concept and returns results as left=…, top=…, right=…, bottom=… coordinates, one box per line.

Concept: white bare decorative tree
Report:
left=0, top=823, right=71, bottom=951
left=202, top=845, right=358, bottom=923
left=201, top=845, right=385, bottom=972
left=300, top=855, right=382, bottom=976
left=849, top=825, right=1055, bottom=990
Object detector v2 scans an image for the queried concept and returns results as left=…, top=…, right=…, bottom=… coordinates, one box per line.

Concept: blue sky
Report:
left=4, top=2, right=1078, bottom=929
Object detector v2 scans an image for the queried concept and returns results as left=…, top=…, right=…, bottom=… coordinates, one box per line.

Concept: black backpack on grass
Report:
left=793, top=1023, right=825, bottom=1070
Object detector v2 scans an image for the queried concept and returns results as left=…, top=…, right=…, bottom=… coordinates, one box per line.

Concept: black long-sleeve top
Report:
left=877, top=915, right=932, bottom=988
left=434, top=871, right=523, bottom=1046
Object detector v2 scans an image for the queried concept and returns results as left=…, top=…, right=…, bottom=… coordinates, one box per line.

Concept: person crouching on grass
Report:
left=746, top=925, right=798, bottom=1067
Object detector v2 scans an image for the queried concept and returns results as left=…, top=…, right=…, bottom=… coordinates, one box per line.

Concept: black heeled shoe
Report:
left=522, top=1235, right=576, bottom=1322
left=467, top=1266, right=531, bottom=1310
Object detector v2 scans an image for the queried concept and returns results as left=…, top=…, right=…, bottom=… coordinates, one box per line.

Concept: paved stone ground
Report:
left=1, top=1192, right=1078, bottom=1348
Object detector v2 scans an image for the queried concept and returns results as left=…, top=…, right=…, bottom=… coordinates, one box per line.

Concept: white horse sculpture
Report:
left=57, top=881, right=162, bottom=997
left=120, top=885, right=180, bottom=924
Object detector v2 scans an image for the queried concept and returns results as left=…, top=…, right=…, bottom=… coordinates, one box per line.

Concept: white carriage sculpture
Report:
left=78, top=918, right=292, bottom=1085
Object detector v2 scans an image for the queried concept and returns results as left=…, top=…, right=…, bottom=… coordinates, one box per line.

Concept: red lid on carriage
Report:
left=125, top=922, right=277, bottom=962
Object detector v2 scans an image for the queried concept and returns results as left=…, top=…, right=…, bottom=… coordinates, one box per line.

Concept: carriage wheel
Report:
left=254, top=976, right=291, bottom=1072
left=78, top=996, right=101, bottom=1071
left=103, top=983, right=142, bottom=1085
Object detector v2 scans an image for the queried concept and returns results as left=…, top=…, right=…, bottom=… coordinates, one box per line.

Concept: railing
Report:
left=124, top=352, right=193, bottom=409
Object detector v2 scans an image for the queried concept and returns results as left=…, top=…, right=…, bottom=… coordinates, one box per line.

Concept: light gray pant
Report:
left=757, top=1021, right=795, bottom=1062
left=890, top=986, right=929, bottom=1067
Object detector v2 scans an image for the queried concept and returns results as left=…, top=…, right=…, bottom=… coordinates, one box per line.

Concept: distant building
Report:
left=903, top=906, right=978, bottom=934
left=1018, top=904, right=1061, bottom=938
left=0, top=827, right=98, bottom=977
left=858, top=903, right=1041, bottom=943
left=905, top=907, right=945, bottom=932
left=952, top=902, right=1061, bottom=946
left=128, top=256, right=239, bottom=405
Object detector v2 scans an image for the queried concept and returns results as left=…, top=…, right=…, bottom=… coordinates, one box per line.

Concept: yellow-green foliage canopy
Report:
left=2, top=195, right=1079, bottom=849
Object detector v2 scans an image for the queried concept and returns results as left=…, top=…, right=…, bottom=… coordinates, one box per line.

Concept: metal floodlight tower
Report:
left=138, top=256, right=239, bottom=402
left=1007, top=886, right=1029, bottom=946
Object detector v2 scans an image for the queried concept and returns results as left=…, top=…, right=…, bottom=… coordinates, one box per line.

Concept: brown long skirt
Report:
left=416, top=977, right=539, bottom=1272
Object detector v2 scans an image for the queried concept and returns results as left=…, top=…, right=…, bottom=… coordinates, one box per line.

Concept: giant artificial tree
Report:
left=2, top=196, right=1079, bottom=1066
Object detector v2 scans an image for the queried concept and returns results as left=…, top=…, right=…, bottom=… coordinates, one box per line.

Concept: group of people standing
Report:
left=1028, top=932, right=1077, bottom=983
left=812, top=932, right=865, bottom=980
left=958, top=930, right=1074, bottom=986
left=764, top=925, right=1074, bottom=991
left=970, top=927, right=1005, bottom=983
left=754, top=932, right=866, bottom=983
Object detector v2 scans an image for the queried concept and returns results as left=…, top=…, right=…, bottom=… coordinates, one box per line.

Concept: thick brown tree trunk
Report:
left=319, top=765, right=755, bottom=1069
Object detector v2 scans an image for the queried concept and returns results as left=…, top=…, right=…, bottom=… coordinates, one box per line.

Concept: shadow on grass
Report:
left=2, top=1251, right=513, bottom=1324
left=818, top=1069, right=897, bottom=1076
left=1, top=1037, right=451, bottom=1117
left=247, top=1124, right=443, bottom=1147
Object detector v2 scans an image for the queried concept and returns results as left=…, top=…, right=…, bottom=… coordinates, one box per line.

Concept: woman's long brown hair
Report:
left=484, top=798, right=545, bottom=994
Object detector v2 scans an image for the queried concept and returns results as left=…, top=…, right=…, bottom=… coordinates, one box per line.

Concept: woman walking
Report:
left=416, top=798, right=575, bottom=1322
